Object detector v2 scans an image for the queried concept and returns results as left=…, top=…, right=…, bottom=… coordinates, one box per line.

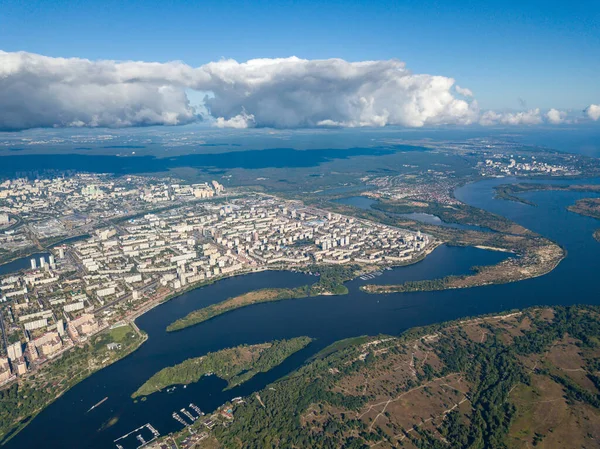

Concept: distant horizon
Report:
left=1, top=126, right=600, bottom=160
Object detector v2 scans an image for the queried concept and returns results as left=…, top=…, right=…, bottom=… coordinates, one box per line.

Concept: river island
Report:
left=154, top=305, right=600, bottom=449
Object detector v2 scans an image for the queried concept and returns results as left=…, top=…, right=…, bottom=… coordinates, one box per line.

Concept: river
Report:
left=6, top=176, right=600, bottom=449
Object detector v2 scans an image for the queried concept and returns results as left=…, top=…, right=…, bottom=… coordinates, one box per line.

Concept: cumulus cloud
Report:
left=0, top=50, right=591, bottom=131
left=214, top=109, right=255, bottom=129
left=201, top=58, right=480, bottom=128
left=0, top=51, right=480, bottom=130
left=0, top=51, right=205, bottom=131
left=479, top=108, right=543, bottom=126
left=454, top=85, right=473, bottom=97
left=585, top=104, right=600, bottom=121
left=545, top=108, right=567, bottom=124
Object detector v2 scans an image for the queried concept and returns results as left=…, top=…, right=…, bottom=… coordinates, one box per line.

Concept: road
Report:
left=0, top=310, right=8, bottom=353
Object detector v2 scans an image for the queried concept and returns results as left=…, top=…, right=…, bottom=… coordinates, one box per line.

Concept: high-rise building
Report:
left=30, top=258, right=37, bottom=270
left=39, top=257, right=45, bottom=268
left=56, top=319, right=65, bottom=336
left=49, top=254, right=55, bottom=268
left=7, top=342, right=22, bottom=361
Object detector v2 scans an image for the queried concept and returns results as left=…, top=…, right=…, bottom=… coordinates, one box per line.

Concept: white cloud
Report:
left=0, top=51, right=200, bottom=130
left=479, top=108, right=543, bottom=126
left=0, top=50, right=589, bottom=131
left=545, top=108, right=567, bottom=124
left=214, top=110, right=255, bottom=129
left=455, top=85, right=473, bottom=97
left=201, top=57, right=482, bottom=128
left=0, top=51, right=479, bottom=130
left=585, top=104, right=600, bottom=121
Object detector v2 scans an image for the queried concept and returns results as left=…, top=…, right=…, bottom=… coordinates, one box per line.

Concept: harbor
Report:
left=114, top=423, right=160, bottom=449
left=172, top=403, right=203, bottom=427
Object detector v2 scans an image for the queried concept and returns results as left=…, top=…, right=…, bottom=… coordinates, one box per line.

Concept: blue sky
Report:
left=1, top=0, right=599, bottom=122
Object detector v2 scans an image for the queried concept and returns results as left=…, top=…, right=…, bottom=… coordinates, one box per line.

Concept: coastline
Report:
left=361, top=239, right=565, bottom=294
left=0, top=326, right=148, bottom=445
left=165, top=241, right=442, bottom=333
left=160, top=304, right=600, bottom=448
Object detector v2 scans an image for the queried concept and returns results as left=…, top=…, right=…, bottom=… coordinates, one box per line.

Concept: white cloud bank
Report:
left=0, top=51, right=596, bottom=131
left=479, top=109, right=543, bottom=126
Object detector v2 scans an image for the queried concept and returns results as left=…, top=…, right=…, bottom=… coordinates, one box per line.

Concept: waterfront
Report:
left=6, top=176, right=600, bottom=449
left=0, top=253, right=51, bottom=277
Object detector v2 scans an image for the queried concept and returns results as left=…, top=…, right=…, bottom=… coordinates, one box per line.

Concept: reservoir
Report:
left=6, top=176, right=600, bottom=449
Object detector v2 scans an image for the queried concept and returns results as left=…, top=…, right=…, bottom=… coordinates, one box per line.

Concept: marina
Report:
left=114, top=423, right=160, bottom=449
left=359, top=270, right=384, bottom=281
left=181, top=408, right=196, bottom=422
left=189, top=403, right=204, bottom=416
left=172, top=411, right=189, bottom=427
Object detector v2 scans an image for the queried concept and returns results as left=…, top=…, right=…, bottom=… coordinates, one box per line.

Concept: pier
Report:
left=114, top=423, right=160, bottom=448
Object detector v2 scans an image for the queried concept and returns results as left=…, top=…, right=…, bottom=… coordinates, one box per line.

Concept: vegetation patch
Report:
left=167, top=265, right=356, bottom=332
left=132, top=337, right=313, bottom=398
left=568, top=197, right=600, bottom=220
left=202, top=306, right=600, bottom=449
left=371, top=198, right=531, bottom=235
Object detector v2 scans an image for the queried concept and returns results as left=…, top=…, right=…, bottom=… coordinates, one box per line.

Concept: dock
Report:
left=189, top=403, right=204, bottom=416
left=172, top=412, right=188, bottom=427
left=86, top=396, right=108, bottom=413
left=181, top=408, right=196, bottom=422
left=114, top=423, right=161, bottom=448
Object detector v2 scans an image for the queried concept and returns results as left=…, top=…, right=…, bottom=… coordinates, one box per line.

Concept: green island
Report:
left=132, top=337, right=312, bottom=398
left=0, top=324, right=144, bottom=445
left=166, top=265, right=356, bottom=332
left=163, top=305, right=600, bottom=448
left=568, top=198, right=600, bottom=242
left=568, top=197, right=600, bottom=220
left=494, top=183, right=600, bottom=206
